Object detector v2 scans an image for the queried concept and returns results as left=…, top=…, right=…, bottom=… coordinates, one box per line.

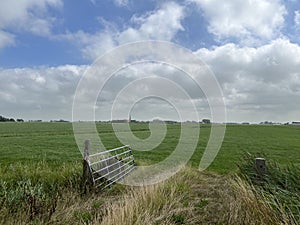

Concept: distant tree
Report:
left=58, top=119, right=69, bottom=122
left=0, top=115, right=10, bottom=122
left=202, top=119, right=211, bottom=124
left=0, top=115, right=22, bottom=122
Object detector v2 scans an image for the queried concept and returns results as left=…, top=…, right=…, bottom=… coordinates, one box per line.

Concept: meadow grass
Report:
left=0, top=122, right=299, bottom=224
left=0, top=122, right=299, bottom=172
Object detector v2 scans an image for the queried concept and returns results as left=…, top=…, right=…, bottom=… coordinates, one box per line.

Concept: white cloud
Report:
left=118, top=2, right=185, bottom=43
left=0, top=30, right=15, bottom=48
left=57, top=64, right=83, bottom=76
left=0, top=0, right=62, bottom=48
left=88, top=62, right=207, bottom=122
left=58, top=30, right=116, bottom=61
left=0, top=91, right=17, bottom=103
left=0, top=0, right=62, bottom=27
left=113, top=0, right=129, bottom=7
left=295, top=10, right=300, bottom=25
left=196, top=38, right=300, bottom=122
left=60, top=2, right=185, bottom=60
left=190, top=0, right=286, bottom=43
left=91, top=0, right=129, bottom=7
left=0, top=65, right=85, bottom=120
left=26, top=17, right=55, bottom=37
left=30, top=73, right=46, bottom=85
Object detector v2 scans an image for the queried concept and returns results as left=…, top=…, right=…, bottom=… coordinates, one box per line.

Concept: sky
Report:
left=0, top=0, right=300, bottom=123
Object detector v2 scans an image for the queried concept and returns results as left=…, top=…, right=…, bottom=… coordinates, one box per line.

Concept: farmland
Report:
left=0, top=122, right=299, bottom=224
left=0, top=122, right=299, bottom=171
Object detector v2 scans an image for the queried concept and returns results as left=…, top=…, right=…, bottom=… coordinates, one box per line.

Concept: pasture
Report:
left=0, top=122, right=299, bottom=224
left=0, top=122, right=299, bottom=171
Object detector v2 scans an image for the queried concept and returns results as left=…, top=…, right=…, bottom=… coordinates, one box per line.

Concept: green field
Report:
left=0, top=122, right=299, bottom=224
left=0, top=122, right=299, bottom=172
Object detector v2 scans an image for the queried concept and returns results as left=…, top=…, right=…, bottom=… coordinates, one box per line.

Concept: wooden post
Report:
left=82, top=140, right=92, bottom=194
left=84, top=139, right=90, bottom=161
left=255, top=157, right=267, bottom=177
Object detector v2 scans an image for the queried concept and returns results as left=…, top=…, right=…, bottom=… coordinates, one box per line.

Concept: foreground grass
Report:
left=239, top=153, right=300, bottom=224
left=0, top=162, right=297, bottom=224
left=97, top=168, right=284, bottom=225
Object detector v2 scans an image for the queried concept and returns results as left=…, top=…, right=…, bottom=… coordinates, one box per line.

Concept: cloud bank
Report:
left=0, top=0, right=62, bottom=48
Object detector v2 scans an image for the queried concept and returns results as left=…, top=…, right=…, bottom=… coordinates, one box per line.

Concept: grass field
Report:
left=0, top=122, right=299, bottom=224
left=0, top=122, right=299, bottom=172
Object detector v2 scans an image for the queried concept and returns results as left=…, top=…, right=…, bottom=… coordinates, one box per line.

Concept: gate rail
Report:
left=82, top=140, right=135, bottom=192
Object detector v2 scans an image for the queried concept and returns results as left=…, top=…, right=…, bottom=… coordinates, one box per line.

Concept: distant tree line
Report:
left=0, top=115, right=24, bottom=122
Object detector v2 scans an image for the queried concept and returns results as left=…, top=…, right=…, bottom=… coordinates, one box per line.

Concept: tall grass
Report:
left=0, top=161, right=82, bottom=223
left=93, top=167, right=287, bottom=225
left=0, top=163, right=286, bottom=225
left=238, top=152, right=300, bottom=224
left=1, top=159, right=298, bottom=224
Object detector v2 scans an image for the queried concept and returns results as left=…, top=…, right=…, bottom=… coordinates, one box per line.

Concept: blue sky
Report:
left=0, top=1, right=209, bottom=67
left=0, top=0, right=300, bottom=122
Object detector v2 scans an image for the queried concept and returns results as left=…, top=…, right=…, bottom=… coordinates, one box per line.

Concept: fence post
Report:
left=255, top=157, right=267, bottom=178
left=84, top=139, right=90, bottom=161
left=82, top=140, right=92, bottom=194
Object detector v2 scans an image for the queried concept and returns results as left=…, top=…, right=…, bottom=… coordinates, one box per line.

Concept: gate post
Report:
left=81, top=140, right=92, bottom=193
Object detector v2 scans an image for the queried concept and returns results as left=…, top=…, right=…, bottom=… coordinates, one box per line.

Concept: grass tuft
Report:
left=238, top=152, right=300, bottom=224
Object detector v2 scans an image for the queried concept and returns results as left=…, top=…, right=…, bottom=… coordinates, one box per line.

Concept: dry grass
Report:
left=94, top=168, right=296, bottom=225
left=228, top=177, right=290, bottom=225
left=0, top=166, right=295, bottom=225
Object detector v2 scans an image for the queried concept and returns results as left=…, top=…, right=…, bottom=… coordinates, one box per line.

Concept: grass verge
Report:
left=1, top=161, right=296, bottom=224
